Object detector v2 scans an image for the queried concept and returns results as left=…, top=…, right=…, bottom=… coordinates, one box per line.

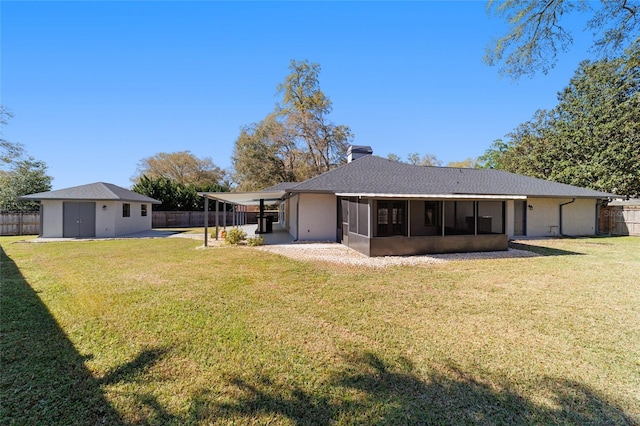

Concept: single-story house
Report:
left=200, top=146, right=613, bottom=256
left=19, top=182, right=161, bottom=238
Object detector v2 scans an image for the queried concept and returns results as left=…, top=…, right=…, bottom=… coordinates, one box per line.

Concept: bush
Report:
left=246, top=236, right=264, bottom=246
left=224, top=228, right=247, bottom=245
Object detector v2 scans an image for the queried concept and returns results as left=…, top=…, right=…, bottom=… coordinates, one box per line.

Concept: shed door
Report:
left=63, top=202, right=96, bottom=238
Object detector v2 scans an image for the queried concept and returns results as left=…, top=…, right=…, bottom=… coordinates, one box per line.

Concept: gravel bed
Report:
left=256, top=242, right=539, bottom=268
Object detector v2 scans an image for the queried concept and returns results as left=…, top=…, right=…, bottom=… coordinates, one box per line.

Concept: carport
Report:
left=197, top=189, right=287, bottom=247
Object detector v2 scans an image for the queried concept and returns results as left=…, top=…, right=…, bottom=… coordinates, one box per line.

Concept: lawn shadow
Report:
left=509, top=240, right=585, bottom=256
left=0, top=246, right=125, bottom=425
left=99, top=347, right=170, bottom=386
left=333, top=352, right=634, bottom=424
left=203, top=350, right=635, bottom=425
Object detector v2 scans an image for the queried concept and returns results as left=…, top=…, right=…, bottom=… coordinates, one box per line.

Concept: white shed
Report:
left=19, top=182, right=161, bottom=238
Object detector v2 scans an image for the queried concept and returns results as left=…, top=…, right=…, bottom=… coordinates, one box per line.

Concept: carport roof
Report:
left=19, top=182, right=162, bottom=204
left=198, top=189, right=287, bottom=206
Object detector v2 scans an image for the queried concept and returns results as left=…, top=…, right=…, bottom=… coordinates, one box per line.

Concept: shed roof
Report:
left=289, top=155, right=613, bottom=199
left=19, top=182, right=162, bottom=204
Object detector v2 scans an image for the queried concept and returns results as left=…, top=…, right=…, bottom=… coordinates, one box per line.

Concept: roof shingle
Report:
left=19, top=182, right=162, bottom=204
left=288, top=155, right=612, bottom=198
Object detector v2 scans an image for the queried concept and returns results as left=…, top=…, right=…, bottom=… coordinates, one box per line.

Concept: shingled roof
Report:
left=288, top=155, right=612, bottom=198
left=19, top=182, right=161, bottom=204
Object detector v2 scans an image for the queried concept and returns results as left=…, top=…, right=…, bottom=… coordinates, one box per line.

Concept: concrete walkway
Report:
left=207, top=222, right=295, bottom=245
left=25, top=222, right=296, bottom=245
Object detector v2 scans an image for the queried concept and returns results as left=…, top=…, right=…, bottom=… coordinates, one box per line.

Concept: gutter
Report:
left=559, top=198, right=576, bottom=236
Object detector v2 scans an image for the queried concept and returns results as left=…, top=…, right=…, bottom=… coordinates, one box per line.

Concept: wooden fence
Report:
left=599, top=205, right=640, bottom=236
left=151, top=211, right=277, bottom=228
left=0, top=211, right=279, bottom=235
left=0, top=213, right=40, bottom=236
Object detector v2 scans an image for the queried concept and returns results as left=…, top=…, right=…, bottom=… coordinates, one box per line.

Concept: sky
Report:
left=1, top=1, right=596, bottom=190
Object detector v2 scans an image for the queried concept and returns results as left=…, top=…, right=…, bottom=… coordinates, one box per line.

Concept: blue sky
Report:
left=2, top=1, right=594, bottom=190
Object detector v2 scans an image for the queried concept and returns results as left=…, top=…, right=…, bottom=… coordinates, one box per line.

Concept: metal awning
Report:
left=197, top=190, right=286, bottom=206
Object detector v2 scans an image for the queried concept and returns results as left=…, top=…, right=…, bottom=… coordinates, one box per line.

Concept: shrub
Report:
left=246, top=236, right=264, bottom=246
left=224, top=228, right=247, bottom=245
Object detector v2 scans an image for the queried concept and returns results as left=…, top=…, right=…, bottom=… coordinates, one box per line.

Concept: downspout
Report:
left=559, top=198, right=575, bottom=236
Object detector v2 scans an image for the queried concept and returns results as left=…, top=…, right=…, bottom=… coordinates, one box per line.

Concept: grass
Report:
left=1, top=235, right=639, bottom=425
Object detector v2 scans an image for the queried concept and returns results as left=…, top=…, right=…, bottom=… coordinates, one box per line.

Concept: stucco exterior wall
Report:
left=95, top=201, right=117, bottom=237
left=296, top=193, right=337, bottom=241
left=526, top=197, right=597, bottom=236
left=113, top=202, right=153, bottom=236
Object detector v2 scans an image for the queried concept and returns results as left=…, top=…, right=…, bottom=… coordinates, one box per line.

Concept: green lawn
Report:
left=1, top=236, right=639, bottom=425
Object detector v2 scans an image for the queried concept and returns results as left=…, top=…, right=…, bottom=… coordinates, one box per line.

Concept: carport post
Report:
left=223, top=202, right=227, bottom=229
left=204, top=196, right=209, bottom=247
left=215, top=197, right=219, bottom=240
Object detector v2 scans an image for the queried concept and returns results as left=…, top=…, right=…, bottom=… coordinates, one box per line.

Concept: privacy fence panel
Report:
left=151, top=211, right=268, bottom=228
left=601, top=206, right=640, bottom=236
left=613, top=206, right=640, bottom=236
left=1, top=211, right=280, bottom=235
left=0, top=213, right=40, bottom=236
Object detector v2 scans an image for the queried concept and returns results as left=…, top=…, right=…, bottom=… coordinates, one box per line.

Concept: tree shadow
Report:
left=334, top=352, right=635, bottom=425
left=99, top=347, right=170, bottom=386
left=204, top=350, right=636, bottom=425
left=0, top=246, right=125, bottom=425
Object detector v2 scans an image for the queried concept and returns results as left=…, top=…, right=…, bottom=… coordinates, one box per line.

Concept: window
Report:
left=377, top=201, right=389, bottom=236
left=377, top=201, right=406, bottom=236
left=141, top=204, right=147, bottom=217
left=123, top=203, right=130, bottom=217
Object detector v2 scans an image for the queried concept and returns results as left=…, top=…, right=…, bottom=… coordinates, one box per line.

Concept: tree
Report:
left=446, top=158, right=478, bottom=168
left=0, top=159, right=53, bottom=212
left=232, top=60, right=353, bottom=190
left=1, top=106, right=24, bottom=166
left=485, top=0, right=640, bottom=78
left=481, top=43, right=640, bottom=196
left=386, top=153, right=402, bottom=162
left=276, top=60, right=353, bottom=175
left=0, top=107, right=53, bottom=212
left=476, top=139, right=510, bottom=169
left=407, top=152, right=442, bottom=167
left=133, top=151, right=225, bottom=187
left=232, top=118, right=297, bottom=191
left=131, top=175, right=229, bottom=211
